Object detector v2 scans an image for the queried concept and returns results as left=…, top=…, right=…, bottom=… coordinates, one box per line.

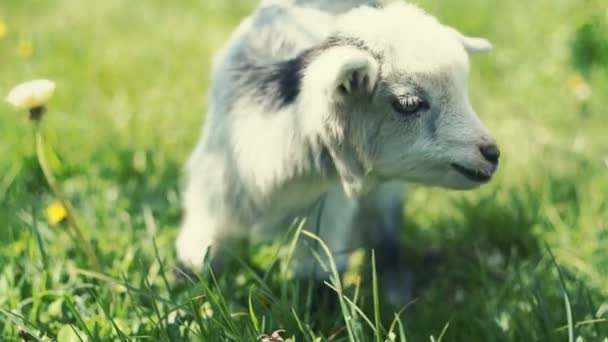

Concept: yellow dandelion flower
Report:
left=343, top=271, right=362, bottom=287
left=567, top=73, right=592, bottom=102
left=343, top=249, right=365, bottom=287
left=46, top=201, right=67, bottom=225
left=0, top=20, right=7, bottom=39
left=16, top=40, right=33, bottom=58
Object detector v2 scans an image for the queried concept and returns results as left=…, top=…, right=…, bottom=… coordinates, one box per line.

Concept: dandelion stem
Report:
left=34, top=122, right=102, bottom=272
left=29, top=106, right=45, bottom=122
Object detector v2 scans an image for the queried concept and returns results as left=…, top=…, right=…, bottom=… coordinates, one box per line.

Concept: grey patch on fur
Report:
left=231, top=34, right=382, bottom=111
left=232, top=49, right=314, bottom=109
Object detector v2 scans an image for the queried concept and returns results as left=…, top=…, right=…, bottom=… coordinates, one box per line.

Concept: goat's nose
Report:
left=479, top=143, right=500, bottom=165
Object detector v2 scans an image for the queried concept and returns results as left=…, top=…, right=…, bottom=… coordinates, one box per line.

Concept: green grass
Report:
left=1, top=0, right=607, bottom=340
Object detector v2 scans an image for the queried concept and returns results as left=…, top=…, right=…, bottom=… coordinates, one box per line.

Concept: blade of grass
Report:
left=436, top=321, right=450, bottom=342
left=143, top=277, right=171, bottom=342
left=546, top=245, right=574, bottom=342
left=584, top=287, right=602, bottom=338
left=302, top=230, right=356, bottom=342
left=533, top=289, right=552, bottom=340
left=220, top=245, right=277, bottom=303
left=71, top=267, right=173, bottom=304
left=153, top=237, right=173, bottom=300
left=68, top=324, right=86, bottom=342
left=34, top=126, right=101, bottom=272
left=120, top=273, right=146, bottom=322
left=0, top=308, right=47, bottom=342
left=388, top=307, right=410, bottom=342
left=325, top=282, right=377, bottom=335
left=372, top=250, right=382, bottom=342
left=397, top=315, right=407, bottom=342
left=306, top=195, right=326, bottom=323
left=555, top=318, right=608, bottom=331
left=262, top=219, right=302, bottom=284
left=248, top=285, right=261, bottom=334
left=291, top=307, right=316, bottom=342
left=351, top=274, right=361, bottom=320
left=63, top=295, right=95, bottom=341
left=0, top=163, right=19, bottom=202
left=30, top=204, right=48, bottom=271
left=204, top=267, right=241, bottom=338
left=90, top=290, right=130, bottom=342
left=280, top=219, right=306, bottom=298
left=189, top=300, right=208, bottom=340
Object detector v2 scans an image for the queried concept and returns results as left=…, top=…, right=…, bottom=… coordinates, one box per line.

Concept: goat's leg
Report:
left=175, top=209, right=219, bottom=274
left=295, top=188, right=359, bottom=279
left=355, top=181, right=413, bottom=306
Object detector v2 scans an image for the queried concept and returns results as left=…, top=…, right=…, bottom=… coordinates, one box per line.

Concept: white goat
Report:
left=176, top=0, right=499, bottom=300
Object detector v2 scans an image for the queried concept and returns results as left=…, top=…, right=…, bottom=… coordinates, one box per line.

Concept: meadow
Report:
left=1, top=0, right=607, bottom=340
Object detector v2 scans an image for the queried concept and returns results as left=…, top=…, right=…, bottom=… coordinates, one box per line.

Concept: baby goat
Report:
left=176, top=0, right=499, bottom=301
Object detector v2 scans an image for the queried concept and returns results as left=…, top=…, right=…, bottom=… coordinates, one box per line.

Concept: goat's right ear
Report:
left=304, top=46, right=379, bottom=104
left=444, top=26, right=492, bottom=54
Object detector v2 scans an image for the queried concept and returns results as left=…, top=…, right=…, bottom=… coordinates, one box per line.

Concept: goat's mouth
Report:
left=450, top=163, right=493, bottom=183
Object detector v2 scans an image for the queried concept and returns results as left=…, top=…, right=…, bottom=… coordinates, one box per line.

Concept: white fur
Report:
left=176, top=0, right=497, bottom=274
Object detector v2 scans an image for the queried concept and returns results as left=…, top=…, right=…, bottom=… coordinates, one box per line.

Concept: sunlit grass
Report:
left=1, top=0, right=607, bottom=340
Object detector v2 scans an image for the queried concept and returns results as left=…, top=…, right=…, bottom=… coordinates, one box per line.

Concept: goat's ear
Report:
left=445, top=26, right=492, bottom=54
left=304, top=46, right=379, bottom=104
left=300, top=46, right=378, bottom=197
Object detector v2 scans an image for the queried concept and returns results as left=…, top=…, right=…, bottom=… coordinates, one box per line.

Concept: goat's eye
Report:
left=391, top=96, right=428, bottom=116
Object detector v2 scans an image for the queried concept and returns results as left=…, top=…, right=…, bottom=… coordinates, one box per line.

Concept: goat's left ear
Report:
left=300, top=46, right=378, bottom=197
left=304, top=46, right=380, bottom=104
left=445, top=26, right=492, bottom=54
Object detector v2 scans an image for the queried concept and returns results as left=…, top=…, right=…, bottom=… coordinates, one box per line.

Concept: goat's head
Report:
left=299, top=3, right=499, bottom=196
